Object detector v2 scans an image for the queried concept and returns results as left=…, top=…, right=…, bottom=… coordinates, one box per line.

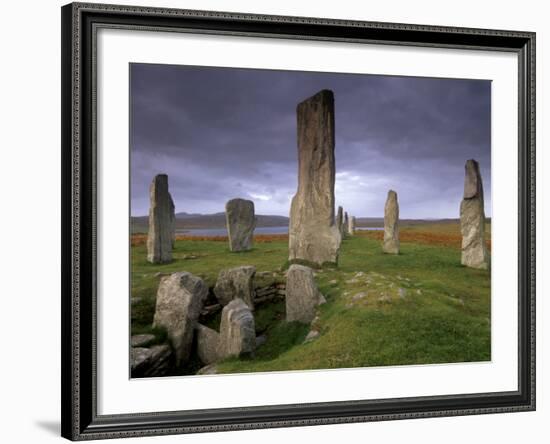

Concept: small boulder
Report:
left=197, top=364, right=218, bottom=375
left=286, top=264, right=325, bottom=324
left=213, top=265, right=256, bottom=310
left=304, top=330, right=320, bottom=343
left=130, top=344, right=173, bottom=378
left=196, top=324, right=220, bottom=365
left=218, top=298, right=256, bottom=359
left=131, top=334, right=155, bottom=348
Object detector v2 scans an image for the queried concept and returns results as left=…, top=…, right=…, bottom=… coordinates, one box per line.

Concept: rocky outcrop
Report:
left=383, top=190, right=399, bottom=254
left=225, top=198, right=256, bottom=252
left=130, top=344, right=173, bottom=378
left=147, top=174, right=175, bottom=264
left=218, top=298, right=256, bottom=359
left=130, top=334, right=155, bottom=348
left=213, top=266, right=256, bottom=310
left=288, top=89, right=340, bottom=266
left=460, top=159, right=490, bottom=269
left=286, top=264, right=325, bottom=324
left=152, top=272, right=208, bottom=367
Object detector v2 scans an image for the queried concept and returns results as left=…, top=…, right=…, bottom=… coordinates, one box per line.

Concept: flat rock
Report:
left=197, top=364, right=218, bottom=375
left=152, top=272, right=208, bottom=367
left=130, top=347, right=152, bottom=374
left=131, top=334, right=156, bottom=348
left=130, top=344, right=173, bottom=378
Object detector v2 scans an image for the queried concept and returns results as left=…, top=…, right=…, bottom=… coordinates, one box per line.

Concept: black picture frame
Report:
left=61, top=2, right=536, bottom=440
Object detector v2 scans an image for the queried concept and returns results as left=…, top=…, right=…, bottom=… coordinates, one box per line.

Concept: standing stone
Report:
left=152, top=272, right=208, bottom=367
left=289, top=90, right=340, bottom=265
left=195, top=324, right=220, bottom=365
left=218, top=298, right=256, bottom=359
left=460, top=159, right=489, bottom=269
left=336, top=206, right=345, bottom=239
left=343, top=212, right=349, bottom=236
left=383, top=190, right=399, bottom=254
left=213, top=265, right=256, bottom=310
left=286, top=264, right=325, bottom=324
left=225, top=198, right=256, bottom=252
left=348, top=216, right=356, bottom=236
left=147, top=174, right=175, bottom=264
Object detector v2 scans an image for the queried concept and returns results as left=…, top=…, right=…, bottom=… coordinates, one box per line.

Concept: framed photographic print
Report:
left=61, top=2, right=536, bottom=440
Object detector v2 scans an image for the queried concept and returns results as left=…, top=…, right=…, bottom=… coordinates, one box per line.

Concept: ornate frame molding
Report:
left=61, top=2, right=535, bottom=440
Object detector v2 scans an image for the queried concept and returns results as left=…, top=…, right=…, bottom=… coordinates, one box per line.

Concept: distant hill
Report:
left=131, top=213, right=479, bottom=234
left=131, top=212, right=289, bottom=234
left=355, top=217, right=462, bottom=228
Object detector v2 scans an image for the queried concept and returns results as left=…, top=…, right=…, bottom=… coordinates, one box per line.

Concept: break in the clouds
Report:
left=130, top=63, right=491, bottom=218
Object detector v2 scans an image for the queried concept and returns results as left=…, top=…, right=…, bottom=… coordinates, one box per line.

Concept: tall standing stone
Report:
left=288, top=89, right=340, bottom=266
left=460, top=159, right=489, bottom=269
left=383, top=190, right=399, bottom=254
left=336, top=206, right=345, bottom=239
left=286, top=264, right=325, bottom=324
left=218, top=298, right=256, bottom=359
left=348, top=216, right=356, bottom=236
left=225, top=198, right=256, bottom=252
left=152, top=272, right=208, bottom=367
left=147, top=174, right=175, bottom=264
left=343, top=212, right=349, bottom=236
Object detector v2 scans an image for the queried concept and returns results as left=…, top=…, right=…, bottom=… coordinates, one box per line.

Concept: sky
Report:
left=130, top=63, right=491, bottom=219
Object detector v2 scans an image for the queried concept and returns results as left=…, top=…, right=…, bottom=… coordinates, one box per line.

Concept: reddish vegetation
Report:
left=356, top=229, right=491, bottom=251
left=131, top=234, right=147, bottom=247
left=131, top=233, right=289, bottom=247
left=131, top=230, right=491, bottom=250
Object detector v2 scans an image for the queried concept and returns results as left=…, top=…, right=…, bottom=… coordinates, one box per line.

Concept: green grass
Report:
left=131, top=226, right=491, bottom=375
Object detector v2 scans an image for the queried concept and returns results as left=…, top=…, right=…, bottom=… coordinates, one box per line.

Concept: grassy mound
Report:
left=131, top=223, right=491, bottom=375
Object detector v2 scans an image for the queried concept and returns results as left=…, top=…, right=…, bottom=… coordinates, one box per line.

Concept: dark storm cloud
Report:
left=131, top=63, right=491, bottom=218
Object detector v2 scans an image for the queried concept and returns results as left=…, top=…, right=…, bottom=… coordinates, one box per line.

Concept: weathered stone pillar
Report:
left=383, top=190, right=399, bottom=254
left=147, top=174, right=175, bottom=263
left=225, top=198, right=256, bottom=252
left=218, top=298, right=256, bottom=359
left=348, top=215, right=356, bottom=236
left=336, top=206, right=345, bottom=239
left=343, top=211, right=350, bottom=237
left=289, top=90, right=340, bottom=266
left=460, top=159, right=490, bottom=269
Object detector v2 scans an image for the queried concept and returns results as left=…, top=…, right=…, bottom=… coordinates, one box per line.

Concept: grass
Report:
left=131, top=222, right=491, bottom=375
